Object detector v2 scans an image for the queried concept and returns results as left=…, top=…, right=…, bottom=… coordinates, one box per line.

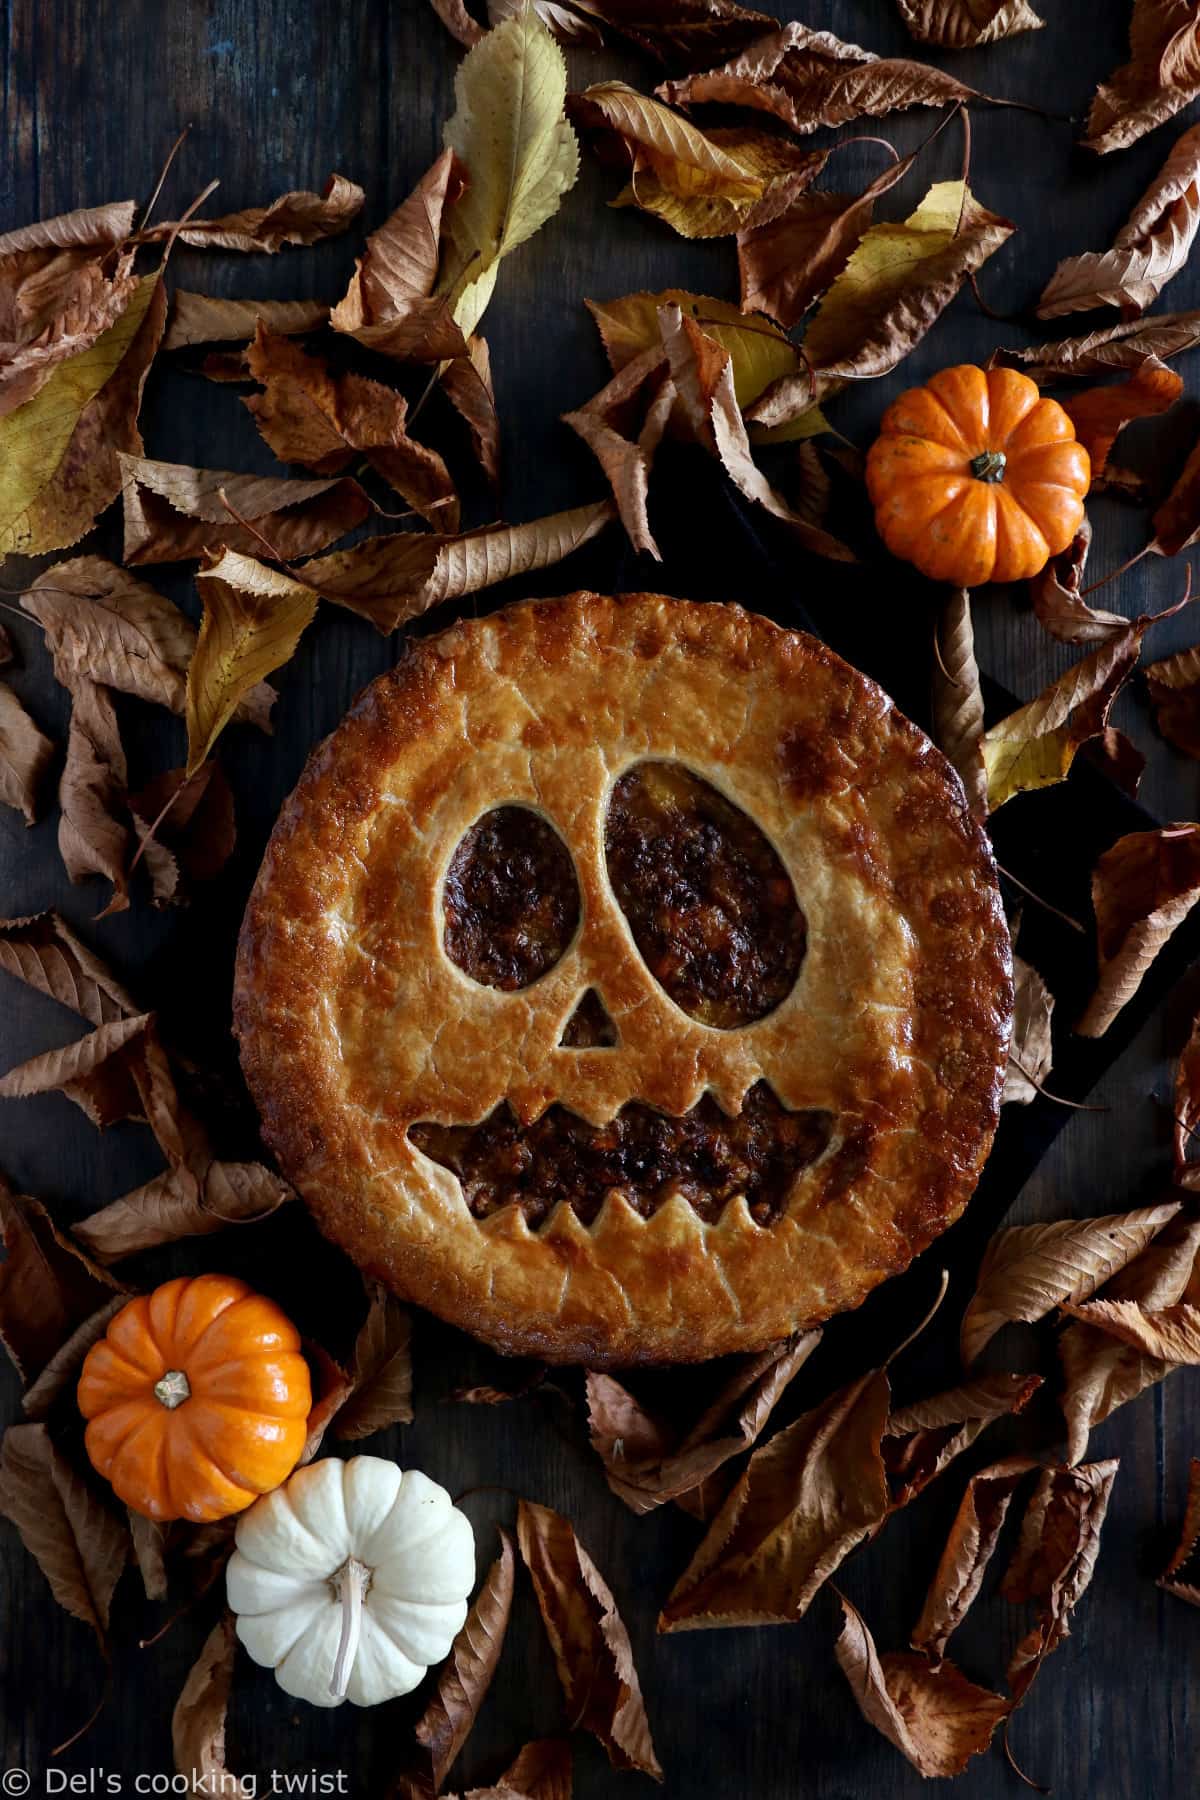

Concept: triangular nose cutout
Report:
left=560, top=988, right=619, bottom=1048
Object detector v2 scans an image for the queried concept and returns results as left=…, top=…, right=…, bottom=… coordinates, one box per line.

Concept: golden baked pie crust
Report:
left=234, top=592, right=1013, bottom=1366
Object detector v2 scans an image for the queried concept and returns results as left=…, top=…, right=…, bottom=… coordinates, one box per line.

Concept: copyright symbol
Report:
left=2, top=1772, right=30, bottom=1796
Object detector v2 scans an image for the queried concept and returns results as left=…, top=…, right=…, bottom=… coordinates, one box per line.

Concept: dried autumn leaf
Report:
left=0, top=1009, right=151, bottom=1128
left=993, top=310, right=1200, bottom=383
left=0, top=910, right=137, bottom=1024
left=57, top=678, right=131, bottom=910
left=883, top=1378, right=1042, bottom=1510
left=1029, top=521, right=1127, bottom=648
left=489, top=0, right=604, bottom=46
left=659, top=1366, right=890, bottom=1631
left=1001, top=1459, right=1118, bottom=1699
left=0, top=240, right=140, bottom=418
left=480, top=1738, right=571, bottom=1800
left=1059, top=1215, right=1200, bottom=1462
left=244, top=326, right=458, bottom=527
left=1145, top=644, right=1200, bottom=758
left=960, top=1203, right=1180, bottom=1365
left=330, top=150, right=468, bottom=365
left=517, top=1500, right=661, bottom=1781
left=1159, top=1457, right=1200, bottom=1606
left=895, top=0, right=1044, bottom=48
left=587, top=1331, right=821, bottom=1516
left=163, top=291, right=328, bottom=351
left=979, top=621, right=1149, bottom=814
left=119, top=454, right=370, bottom=565
left=411, top=1531, right=516, bottom=1791
left=563, top=348, right=675, bottom=558
left=186, top=563, right=317, bottom=774
left=1002, top=957, right=1055, bottom=1104
left=0, top=271, right=165, bottom=560
left=129, top=1510, right=168, bottom=1602
left=750, top=182, right=1014, bottom=422
left=438, top=9, right=580, bottom=337
left=0, top=681, right=53, bottom=823
left=1060, top=360, right=1183, bottom=482
left=1175, top=1012, right=1200, bottom=1186
left=129, top=763, right=237, bottom=907
left=932, top=588, right=986, bottom=819
left=658, top=21, right=1003, bottom=132
left=149, top=173, right=363, bottom=253
left=332, top=1283, right=413, bottom=1439
left=0, top=1421, right=129, bottom=1642
left=21, top=1295, right=127, bottom=1419
left=1147, top=431, right=1200, bottom=557
left=0, top=1175, right=124, bottom=1381
left=834, top=1593, right=1009, bottom=1779
left=910, top=1457, right=1036, bottom=1659
left=74, top=1160, right=292, bottom=1264
left=569, top=0, right=774, bottom=67
left=1061, top=1298, right=1200, bottom=1361
left=1078, top=825, right=1200, bottom=1035
left=428, top=0, right=485, bottom=46
left=1083, top=0, right=1200, bottom=155
left=440, top=336, right=502, bottom=488
left=0, top=200, right=136, bottom=256
left=172, top=1614, right=255, bottom=1800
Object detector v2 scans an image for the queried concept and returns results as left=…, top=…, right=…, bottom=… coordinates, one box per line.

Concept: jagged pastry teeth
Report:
left=234, top=592, right=1012, bottom=1366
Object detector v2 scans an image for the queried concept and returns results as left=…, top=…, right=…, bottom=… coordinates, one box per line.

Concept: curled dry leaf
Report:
left=149, top=173, right=364, bottom=253
left=437, top=9, right=580, bottom=338
left=0, top=200, right=136, bottom=256
left=0, top=1174, right=124, bottom=1382
left=408, top=1531, right=516, bottom=1793
left=1060, top=359, right=1182, bottom=484
left=298, top=1344, right=353, bottom=1467
left=129, top=1510, right=169, bottom=1603
left=1147, top=431, right=1200, bottom=557
left=516, top=1499, right=662, bottom=1782
left=332, top=1282, right=414, bottom=1440
left=960, top=1203, right=1181, bottom=1365
left=1146, top=645, right=1200, bottom=758
left=659, top=1366, right=891, bottom=1631
left=57, top=678, right=130, bottom=910
left=1175, top=1011, right=1200, bottom=1187
left=119, top=454, right=370, bottom=565
left=658, top=22, right=1003, bottom=134
left=1078, top=824, right=1200, bottom=1037
left=586, top=1330, right=820, bottom=1516
left=1029, top=521, right=1127, bottom=648
left=163, top=291, right=328, bottom=351
left=834, top=1593, right=1009, bottom=1779
left=932, top=588, right=986, bottom=820
left=883, top=1376, right=1042, bottom=1510
left=0, top=1009, right=151, bottom=1130
left=910, top=1456, right=1037, bottom=1660
left=476, top=1737, right=572, bottom=1800
left=1159, top=1457, right=1200, bottom=1606
left=0, top=272, right=165, bottom=561
left=129, top=763, right=237, bottom=908
left=172, top=1614, right=255, bottom=1800
left=331, top=150, right=468, bottom=364
left=428, top=0, right=485, bottom=47
left=489, top=0, right=604, bottom=48
left=992, top=310, right=1200, bottom=383
left=1083, top=0, right=1200, bottom=155
left=440, top=336, right=502, bottom=489
left=73, top=1159, right=292, bottom=1264
left=0, top=245, right=139, bottom=419
left=563, top=347, right=675, bottom=558
left=0, top=681, right=54, bottom=824
left=1002, top=957, right=1055, bottom=1104
left=1039, top=125, right=1200, bottom=318
left=21, top=1295, right=127, bottom=1419
left=0, top=1421, right=129, bottom=1643
left=1060, top=1297, right=1200, bottom=1362
left=895, top=0, right=1044, bottom=49
left=186, top=563, right=318, bottom=775
left=568, top=0, right=775, bottom=68
left=1001, top=1459, right=1118, bottom=1699
left=0, top=910, right=137, bottom=1025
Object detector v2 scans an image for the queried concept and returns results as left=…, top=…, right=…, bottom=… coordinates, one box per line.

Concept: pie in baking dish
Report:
left=235, top=591, right=1012, bottom=1366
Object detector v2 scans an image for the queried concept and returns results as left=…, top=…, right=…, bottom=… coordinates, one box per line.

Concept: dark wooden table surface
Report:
left=2, top=3, right=1200, bottom=1796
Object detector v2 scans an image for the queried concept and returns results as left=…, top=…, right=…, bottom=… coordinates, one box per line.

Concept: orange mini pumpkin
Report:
left=77, top=1274, right=312, bottom=1523
left=866, top=364, right=1090, bottom=586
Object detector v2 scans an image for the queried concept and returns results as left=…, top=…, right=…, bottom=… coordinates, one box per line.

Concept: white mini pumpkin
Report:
left=226, top=1454, right=474, bottom=1707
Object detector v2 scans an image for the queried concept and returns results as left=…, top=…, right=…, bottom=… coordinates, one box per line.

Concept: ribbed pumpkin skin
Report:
left=866, top=365, right=1091, bottom=586
left=77, top=1274, right=312, bottom=1523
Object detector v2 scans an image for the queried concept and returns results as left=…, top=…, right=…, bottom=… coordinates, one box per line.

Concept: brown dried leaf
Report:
left=0, top=911, right=137, bottom=1025
left=1175, top=1012, right=1200, bottom=1186
left=163, top=292, right=328, bottom=351
left=129, top=763, right=237, bottom=907
left=0, top=238, right=141, bottom=418
left=961, top=1203, right=1181, bottom=1365
left=441, top=336, right=501, bottom=489
left=587, top=1331, right=820, bottom=1517
left=298, top=1345, right=353, bottom=1467
left=931, top=588, right=986, bottom=820
left=658, top=22, right=1000, bottom=133
left=517, top=1500, right=662, bottom=1781
left=883, top=1377, right=1042, bottom=1509
left=412, top=1531, right=516, bottom=1790
left=737, top=158, right=906, bottom=329
left=0, top=201, right=136, bottom=256
left=186, top=563, right=317, bottom=774
left=1060, top=1297, right=1200, bottom=1361
left=332, top=1283, right=413, bottom=1440
left=21, top=1295, right=127, bottom=1420
left=1002, top=957, right=1055, bottom=1105
left=483, top=1738, right=572, bottom=1800
left=152, top=174, right=363, bottom=254
left=74, top=1160, right=292, bottom=1264
left=993, top=311, right=1200, bottom=383
left=488, top=1, right=603, bottom=47
left=1083, top=0, right=1200, bottom=155
left=330, top=151, right=468, bottom=365
left=895, top=0, right=1044, bottom=48
left=566, top=0, right=773, bottom=67
left=659, top=1367, right=890, bottom=1630
left=1060, top=360, right=1183, bottom=481
left=129, top=1509, right=168, bottom=1602
left=120, top=454, right=369, bottom=565
left=0, top=1421, right=129, bottom=1641
left=172, top=1614, right=255, bottom=1800
left=563, top=347, right=674, bottom=558
left=0, top=1010, right=151, bottom=1132
left=1148, top=432, right=1200, bottom=557
left=428, top=0, right=487, bottom=47
left=911, top=1457, right=1037, bottom=1660
left=0, top=681, right=54, bottom=823
left=1078, top=825, right=1200, bottom=1035
left=1145, top=644, right=1200, bottom=758
left=834, top=1593, right=1009, bottom=1778
left=1159, top=1457, right=1200, bottom=1605
left=1001, top=1459, right=1118, bottom=1698
left=1029, top=521, right=1126, bottom=648
left=1040, top=127, right=1200, bottom=318
left=0, top=1176, right=124, bottom=1382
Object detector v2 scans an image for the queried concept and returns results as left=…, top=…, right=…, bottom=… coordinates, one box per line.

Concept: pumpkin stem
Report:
left=153, top=1369, right=190, bottom=1410
left=330, top=1556, right=370, bottom=1701
left=969, top=449, right=1006, bottom=484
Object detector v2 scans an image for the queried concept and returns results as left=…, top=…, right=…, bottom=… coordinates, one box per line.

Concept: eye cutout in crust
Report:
left=603, top=759, right=807, bottom=1029
left=442, top=805, right=581, bottom=991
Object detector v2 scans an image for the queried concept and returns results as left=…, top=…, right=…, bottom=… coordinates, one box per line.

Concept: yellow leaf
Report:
left=186, top=554, right=318, bottom=773
left=438, top=8, right=579, bottom=336
left=0, top=276, right=163, bottom=561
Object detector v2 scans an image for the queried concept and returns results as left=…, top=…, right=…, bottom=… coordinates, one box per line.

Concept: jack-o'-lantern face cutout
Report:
left=235, top=592, right=1012, bottom=1367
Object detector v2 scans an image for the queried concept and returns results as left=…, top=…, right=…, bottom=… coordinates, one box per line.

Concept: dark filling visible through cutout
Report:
left=560, top=988, right=619, bottom=1048
left=443, top=806, right=581, bottom=990
left=604, top=762, right=806, bottom=1028
left=409, top=1082, right=833, bottom=1229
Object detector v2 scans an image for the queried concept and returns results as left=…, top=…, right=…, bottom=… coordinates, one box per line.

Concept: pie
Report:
left=234, top=591, right=1013, bottom=1366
